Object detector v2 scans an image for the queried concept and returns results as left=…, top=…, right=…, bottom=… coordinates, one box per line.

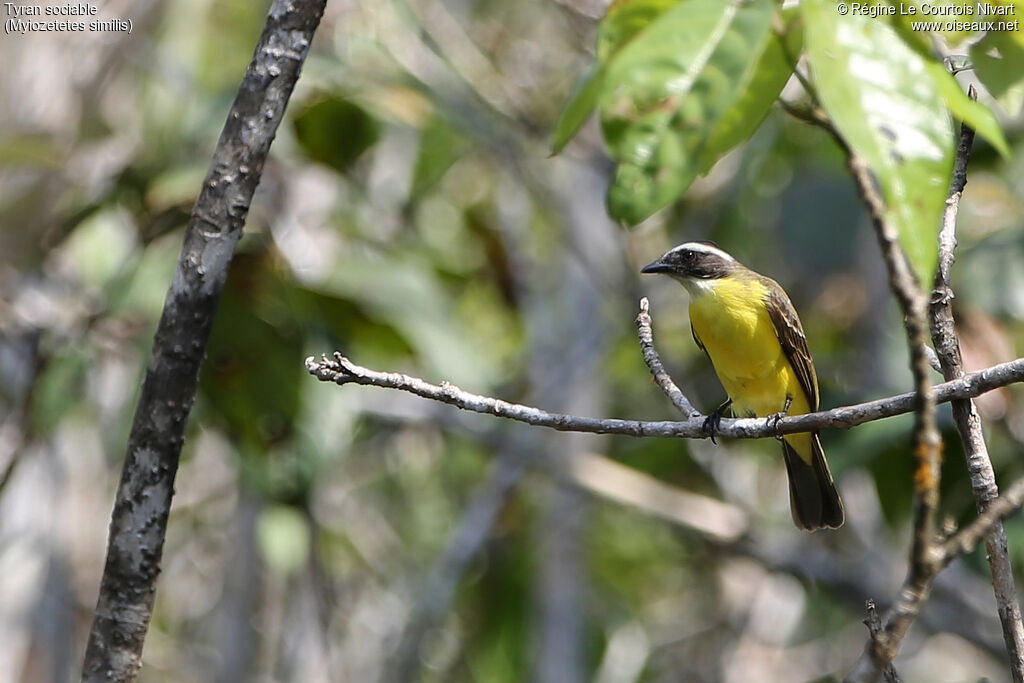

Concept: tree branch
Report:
left=305, top=351, right=1024, bottom=440
left=842, top=149, right=945, bottom=682
left=863, top=599, right=903, bottom=683
left=940, top=475, right=1024, bottom=569
left=636, top=297, right=701, bottom=417
left=927, top=95, right=1024, bottom=681
left=81, top=2, right=326, bottom=681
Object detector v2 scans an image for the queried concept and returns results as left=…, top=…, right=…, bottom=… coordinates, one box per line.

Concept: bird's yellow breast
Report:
left=688, top=277, right=810, bottom=424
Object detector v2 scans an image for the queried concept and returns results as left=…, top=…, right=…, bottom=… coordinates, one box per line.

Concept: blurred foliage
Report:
left=2, top=0, right=1024, bottom=682
left=293, top=94, right=381, bottom=172
left=556, top=0, right=1014, bottom=286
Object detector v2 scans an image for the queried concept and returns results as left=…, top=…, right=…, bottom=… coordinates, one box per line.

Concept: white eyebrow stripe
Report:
left=667, top=242, right=736, bottom=262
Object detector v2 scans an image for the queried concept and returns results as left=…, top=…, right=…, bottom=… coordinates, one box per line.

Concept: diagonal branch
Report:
left=940, top=475, right=1024, bottom=570
left=863, top=599, right=903, bottom=683
left=636, top=297, right=701, bottom=417
left=927, top=95, right=1024, bottom=681
left=305, top=351, right=1024, bottom=440
left=81, top=2, right=327, bottom=681
left=842, top=151, right=944, bottom=683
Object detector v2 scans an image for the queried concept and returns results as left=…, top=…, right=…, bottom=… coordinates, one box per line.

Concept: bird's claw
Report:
left=703, top=399, right=732, bottom=445
left=766, top=396, right=793, bottom=441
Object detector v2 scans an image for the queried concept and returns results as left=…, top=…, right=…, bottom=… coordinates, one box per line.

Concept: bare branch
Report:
left=81, top=2, right=327, bottom=681
left=941, top=476, right=1024, bottom=568
left=636, top=297, right=700, bottom=417
left=840, top=140, right=945, bottom=681
left=863, top=600, right=903, bottom=683
left=776, top=97, right=835, bottom=134
left=305, top=352, right=1024, bottom=440
left=928, top=95, right=1024, bottom=680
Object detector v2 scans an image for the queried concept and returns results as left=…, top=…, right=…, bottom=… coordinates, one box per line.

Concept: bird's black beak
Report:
left=641, top=258, right=672, bottom=275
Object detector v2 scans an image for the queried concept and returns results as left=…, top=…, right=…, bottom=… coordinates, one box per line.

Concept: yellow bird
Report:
left=642, top=241, right=844, bottom=530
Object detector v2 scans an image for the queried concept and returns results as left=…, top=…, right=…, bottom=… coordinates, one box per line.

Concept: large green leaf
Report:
left=803, top=0, right=953, bottom=286
left=551, top=0, right=680, bottom=154
left=599, top=0, right=791, bottom=224
left=551, top=64, right=605, bottom=155
left=696, top=10, right=801, bottom=175
left=886, top=1, right=976, bottom=51
left=411, top=116, right=468, bottom=196
left=926, top=61, right=1010, bottom=156
left=597, top=0, right=681, bottom=62
left=972, top=29, right=1024, bottom=116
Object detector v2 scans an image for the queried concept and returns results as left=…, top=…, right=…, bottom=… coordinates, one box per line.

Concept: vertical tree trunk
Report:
left=81, top=2, right=327, bottom=680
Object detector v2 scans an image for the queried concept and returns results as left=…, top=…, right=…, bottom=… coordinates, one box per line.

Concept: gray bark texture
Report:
left=81, top=1, right=327, bottom=681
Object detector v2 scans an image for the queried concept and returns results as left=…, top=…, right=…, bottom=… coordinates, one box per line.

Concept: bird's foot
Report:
left=703, top=399, right=732, bottom=445
left=766, top=396, right=793, bottom=440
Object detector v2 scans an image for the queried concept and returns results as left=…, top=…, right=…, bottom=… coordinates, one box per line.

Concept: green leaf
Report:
left=599, top=0, right=790, bottom=224
left=551, top=65, right=605, bottom=155
left=597, top=0, right=681, bottom=62
left=803, top=0, right=953, bottom=286
left=320, top=255, right=498, bottom=388
left=886, top=1, right=975, bottom=50
left=31, top=350, right=88, bottom=434
left=411, top=117, right=468, bottom=196
left=926, top=61, right=1010, bottom=157
left=552, top=0, right=680, bottom=154
left=696, top=10, right=801, bottom=175
left=257, top=505, right=310, bottom=575
left=972, top=30, right=1024, bottom=116
left=293, top=94, right=380, bottom=173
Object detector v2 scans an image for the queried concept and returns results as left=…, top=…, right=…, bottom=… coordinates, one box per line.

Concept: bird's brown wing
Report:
left=765, top=283, right=819, bottom=411
left=690, top=319, right=706, bottom=355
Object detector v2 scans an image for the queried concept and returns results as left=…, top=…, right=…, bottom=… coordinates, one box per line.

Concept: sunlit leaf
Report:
left=803, top=0, right=953, bottom=285
left=320, top=255, right=497, bottom=388
left=597, top=0, right=681, bottom=62
left=552, top=0, right=680, bottom=154
left=551, top=65, right=604, bottom=154
left=600, top=0, right=789, bottom=224
left=697, top=9, right=802, bottom=175
left=926, top=62, right=1010, bottom=156
left=257, top=504, right=310, bottom=575
left=886, top=1, right=975, bottom=50
left=412, top=117, right=468, bottom=196
left=972, top=29, right=1024, bottom=116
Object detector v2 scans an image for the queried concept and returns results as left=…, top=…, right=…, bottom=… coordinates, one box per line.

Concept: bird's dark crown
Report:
left=641, top=241, right=738, bottom=280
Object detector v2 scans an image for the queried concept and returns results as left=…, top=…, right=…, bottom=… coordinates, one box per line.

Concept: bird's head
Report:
left=641, top=241, right=739, bottom=291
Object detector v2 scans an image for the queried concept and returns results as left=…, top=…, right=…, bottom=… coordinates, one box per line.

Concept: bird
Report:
left=641, top=241, right=844, bottom=530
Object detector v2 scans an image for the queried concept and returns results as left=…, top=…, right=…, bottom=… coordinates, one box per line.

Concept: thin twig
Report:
left=863, top=600, right=903, bottom=683
left=636, top=297, right=701, bottom=417
left=941, top=476, right=1024, bottom=568
left=776, top=97, right=834, bottom=133
left=305, top=352, right=1024, bottom=440
left=928, top=88, right=1024, bottom=681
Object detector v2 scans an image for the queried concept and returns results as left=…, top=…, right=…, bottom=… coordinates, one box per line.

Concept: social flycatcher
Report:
left=642, top=241, right=844, bottom=530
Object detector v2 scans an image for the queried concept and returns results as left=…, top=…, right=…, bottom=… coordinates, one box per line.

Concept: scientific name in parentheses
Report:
left=4, top=3, right=131, bottom=33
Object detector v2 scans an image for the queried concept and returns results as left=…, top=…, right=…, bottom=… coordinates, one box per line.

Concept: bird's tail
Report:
left=781, top=433, right=844, bottom=530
